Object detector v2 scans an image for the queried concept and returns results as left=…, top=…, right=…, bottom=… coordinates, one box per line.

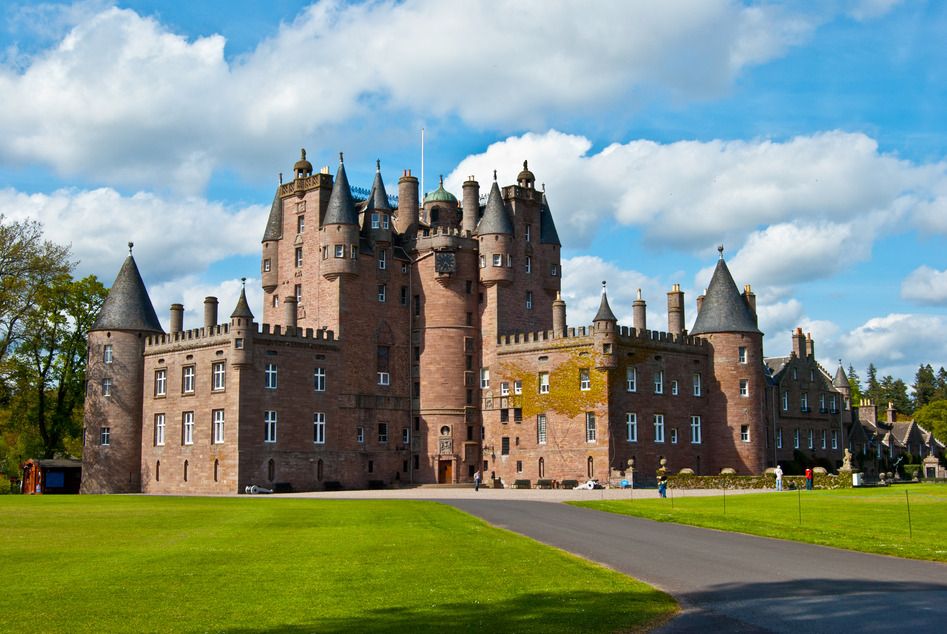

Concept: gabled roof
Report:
left=539, top=192, right=561, bottom=245
left=230, top=286, right=254, bottom=319
left=262, top=187, right=282, bottom=242
left=764, top=356, right=790, bottom=377
left=323, top=159, right=358, bottom=225
left=690, top=255, right=761, bottom=335
left=476, top=180, right=514, bottom=235
left=92, top=251, right=163, bottom=333
left=593, top=288, right=617, bottom=322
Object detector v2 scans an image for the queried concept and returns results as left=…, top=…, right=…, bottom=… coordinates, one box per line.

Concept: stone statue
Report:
left=841, top=448, right=853, bottom=471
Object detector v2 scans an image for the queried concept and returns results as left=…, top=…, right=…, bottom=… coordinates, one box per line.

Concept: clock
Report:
left=434, top=251, right=456, bottom=274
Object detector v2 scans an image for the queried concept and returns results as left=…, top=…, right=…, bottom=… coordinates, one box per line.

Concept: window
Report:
left=500, top=409, right=509, bottom=423
left=263, top=258, right=271, bottom=272
left=183, top=412, right=194, bottom=445
left=100, top=427, right=110, bottom=445
left=297, top=215, right=305, bottom=233
left=516, top=460, right=523, bottom=473
left=295, top=284, right=302, bottom=303
left=586, top=412, right=596, bottom=442
left=792, top=367, right=798, bottom=380
left=739, top=379, right=749, bottom=397
left=104, top=344, right=113, bottom=364
left=479, top=255, right=486, bottom=268
left=693, top=372, right=701, bottom=396
left=537, top=415, right=547, bottom=444
left=371, top=212, right=380, bottom=229
left=740, top=425, right=749, bottom=442
left=525, top=224, right=531, bottom=242
left=819, top=393, right=826, bottom=412
left=500, top=381, right=509, bottom=396
left=821, top=429, right=827, bottom=449
left=808, top=429, right=814, bottom=449
left=351, top=245, right=358, bottom=259
left=551, top=264, right=558, bottom=276
left=212, top=362, right=225, bottom=391
left=382, top=214, right=390, bottom=229
left=313, top=412, right=326, bottom=444
left=801, top=393, right=809, bottom=412
left=579, top=369, right=591, bottom=391
left=155, top=414, right=165, bottom=446
left=155, top=369, right=167, bottom=396
left=831, top=430, right=838, bottom=449
left=213, top=410, right=225, bottom=444
left=830, top=395, right=838, bottom=413
left=314, top=367, right=326, bottom=392
left=514, top=380, right=522, bottom=395
left=378, top=284, right=387, bottom=303
left=793, top=428, right=800, bottom=449
left=513, top=408, right=522, bottom=422
left=670, top=428, right=678, bottom=444
left=402, top=428, right=410, bottom=445
left=627, top=413, right=638, bottom=442
left=501, top=436, right=510, bottom=455
left=525, top=256, right=532, bottom=273
left=480, top=368, right=490, bottom=389
left=335, top=245, right=345, bottom=258
left=264, top=411, right=277, bottom=443
left=809, top=369, right=815, bottom=382
left=378, top=372, right=390, bottom=386
left=182, top=366, right=195, bottom=394
left=377, top=346, right=390, bottom=385
left=265, top=363, right=278, bottom=389
left=654, top=370, right=664, bottom=394
left=506, top=254, right=513, bottom=268
left=538, top=372, right=550, bottom=394
left=295, top=247, right=303, bottom=267
left=378, top=423, right=388, bottom=443
left=378, top=250, right=387, bottom=270
left=654, top=415, right=665, bottom=443
left=102, top=378, right=112, bottom=397
left=272, top=295, right=279, bottom=307
left=690, top=416, right=701, bottom=444
left=356, top=427, right=364, bottom=443
left=626, top=367, right=637, bottom=392
left=777, top=428, right=783, bottom=449
left=738, top=346, right=747, bottom=363
left=526, top=291, right=533, bottom=310
left=321, top=247, right=328, bottom=260
left=782, top=391, right=789, bottom=411
left=493, top=254, right=502, bottom=267
left=671, top=380, right=679, bottom=396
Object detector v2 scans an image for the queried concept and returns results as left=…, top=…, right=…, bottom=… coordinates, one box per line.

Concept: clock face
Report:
left=435, top=251, right=456, bottom=273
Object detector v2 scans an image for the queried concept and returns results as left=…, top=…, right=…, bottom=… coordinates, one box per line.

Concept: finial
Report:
left=838, top=358, right=843, bottom=366
left=555, top=291, right=561, bottom=301
left=339, top=152, right=344, bottom=164
left=241, top=277, right=246, bottom=289
left=300, top=148, right=306, bottom=160
left=376, top=159, right=381, bottom=172
left=602, top=280, right=607, bottom=293
left=542, top=182, right=546, bottom=192
left=493, top=169, right=497, bottom=181
left=636, top=288, right=642, bottom=300
left=523, top=160, right=528, bottom=170
left=718, top=244, right=724, bottom=259
left=439, top=174, right=443, bottom=186
left=128, top=241, right=134, bottom=255
left=279, top=172, right=283, bottom=184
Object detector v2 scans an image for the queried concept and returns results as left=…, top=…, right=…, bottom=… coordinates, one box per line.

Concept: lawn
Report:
left=0, top=496, right=675, bottom=633
left=572, top=483, right=947, bottom=562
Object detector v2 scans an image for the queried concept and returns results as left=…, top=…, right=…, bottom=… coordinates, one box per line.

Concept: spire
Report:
left=593, top=281, right=617, bottom=322
left=92, top=249, right=163, bottom=333
left=230, top=278, right=254, bottom=319
left=833, top=362, right=849, bottom=388
left=369, top=160, right=391, bottom=212
left=323, top=156, right=358, bottom=225
left=689, top=253, right=761, bottom=335
left=539, top=191, right=561, bottom=245
left=476, top=179, right=513, bottom=235
left=262, top=186, right=283, bottom=241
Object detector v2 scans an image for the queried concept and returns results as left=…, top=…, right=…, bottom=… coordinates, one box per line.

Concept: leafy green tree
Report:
left=912, top=364, right=936, bottom=410
left=847, top=364, right=862, bottom=404
left=914, top=400, right=947, bottom=447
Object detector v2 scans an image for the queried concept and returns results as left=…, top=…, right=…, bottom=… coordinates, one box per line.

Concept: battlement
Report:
left=145, top=324, right=231, bottom=348
left=495, top=324, right=708, bottom=351
left=278, top=172, right=332, bottom=197
left=255, top=322, right=337, bottom=343
left=144, top=322, right=338, bottom=353
left=415, top=225, right=476, bottom=251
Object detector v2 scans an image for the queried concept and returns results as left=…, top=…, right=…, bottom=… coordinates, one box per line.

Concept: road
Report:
left=443, top=498, right=947, bottom=633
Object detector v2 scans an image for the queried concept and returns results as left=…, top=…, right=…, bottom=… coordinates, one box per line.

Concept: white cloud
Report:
left=838, top=313, right=947, bottom=379
left=901, top=266, right=947, bottom=305
left=150, top=276, right=263, bottom=332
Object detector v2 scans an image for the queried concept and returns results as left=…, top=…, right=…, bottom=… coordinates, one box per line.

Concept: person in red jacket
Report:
left=805, top=467, right=813, bottom=491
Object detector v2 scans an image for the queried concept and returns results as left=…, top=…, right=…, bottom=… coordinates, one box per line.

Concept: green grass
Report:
left=572, top=483, right=947, bottom=562
left=0, top=496, right=675, bottom=633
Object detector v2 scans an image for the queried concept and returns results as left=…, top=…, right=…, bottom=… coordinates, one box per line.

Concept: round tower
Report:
left=592, top=282, right=618, bottom=370
left=423, top=176, right=460, bottom=228
left=395, top=170, right=419, bottom=236
left=320, top=154, right=360, bottom=280
left=476, top=175, right=514, bottom=287
left=461, top=177, right=480, bottom=235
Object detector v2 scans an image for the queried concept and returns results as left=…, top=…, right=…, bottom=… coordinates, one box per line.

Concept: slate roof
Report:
left=764, top=356, right=790, bottom=377
left=539, top=192, right=561, bottom=245
left=833, top=364, right=849, bottom=388
left=593, top=288, right=617, bottom=322
left=369, top=162, right=392, bottom=212
left=261, top=187, right=283, bottom=242
left=690, top=256, right=761, bottom=335
left=92, top=253, right=163, bottom=333
left=230, top=286, right=254, bottom=319
left=323, top=160, right=358, bottom=225
left=476, top=180, right=514, bottom=235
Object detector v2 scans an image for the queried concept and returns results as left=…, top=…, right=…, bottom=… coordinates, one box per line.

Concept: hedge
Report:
left=666, top=472, right=852, bottom=490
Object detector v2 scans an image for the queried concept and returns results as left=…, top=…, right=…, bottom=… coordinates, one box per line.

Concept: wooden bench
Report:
left=513, top=479, right=531, bottom=489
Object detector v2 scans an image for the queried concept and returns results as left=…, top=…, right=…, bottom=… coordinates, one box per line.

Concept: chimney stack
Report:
left=667, top=284, right=684, bottom=336
left=552, top=292, right=567, bottom=338
left=887, top=401, right=896, bottom=424
left=283, top=296, right=298, bottom=332
left=791, top=327, right=806, bottom=358
left=462, top=176, right=480, bottom=235
left=203, top=296, right=218, bottom=330
left=170, top=304, right=184, bottom=333
left=395, top=169, right=419, bottom=236
left=805, top=332, right=814, bottom=359
left=632, top=288, right=647, bottom=332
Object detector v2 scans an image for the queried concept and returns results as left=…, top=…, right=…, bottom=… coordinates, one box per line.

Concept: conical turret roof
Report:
left=230, top=283, right=254, bottom=319
left=323, top=157, right=358, bottom=225
left=262, top=187, right=282, bottom=241
left=593, top=285, right=617, bottom=322
left=369, top=161, right=391, bottom=212
left=539, top=191, right=561, bottom=245
left=92, top=247, right=162, bottom=333
left=690, top=251, right=761, bottom=335
left=833, top=364, right=849, bottom=388
left=476, top=179, right=513, bottom=235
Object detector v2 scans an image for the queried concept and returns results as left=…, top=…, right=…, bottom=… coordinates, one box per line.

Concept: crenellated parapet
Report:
left=279, top=172, right=333, bottom=198
left=495, top=324, right=709, bottom=353
left=145, top=322, right=338, bottom=354
left=414, top=225, right=477, bottom=253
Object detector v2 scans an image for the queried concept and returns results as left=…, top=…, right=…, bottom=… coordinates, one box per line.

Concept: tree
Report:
left=5, top=274, right=107, bottom=458
left=865, top=363, right=881, bottom=405
left=912, top=364, right=936, bottom=410
left=914, top=400, right=947, bottom=447
left=847, top=364, right=862, bottom=404
left=934, top=367, right=947, bottom=402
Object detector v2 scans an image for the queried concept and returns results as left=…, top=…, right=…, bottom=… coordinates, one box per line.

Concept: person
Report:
left=774, top=464, right=783, bottom=492
left=658, top=474, right=668, bottom=498
left=474, top=469, right=481, bottom=492
left=805, top=467, right=813, bottom=491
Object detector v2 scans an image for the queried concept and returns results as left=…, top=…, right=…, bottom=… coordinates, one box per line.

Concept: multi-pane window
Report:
left=402, top=428, right=410, bottom=445
left=264, top=411, right=277, bottom=443
left=480, top=368, right=490, bottom=389
left=183, top=412, right=194, bottom=445
left=212, top=362, right=226, bottom=391
left=830, top=395, right=838, bottom=412
left=500, top=382, right=509, bottom=396
left=314, top=367, right=326, bottom=392
left=777, top=427, right=783, bottom=448
left=538, top=372, right=550, bottom=394
left=808, top=429, right=814, bottom=449
left=334, top=245, right=345, bottom=258
left=690, top=416, right=701, bottom=444
left=378, top=284, right=387, bottom=302
left=626, top=367, right=637, bottom=392
left=100, top=427, right=110, bottom=445
left=102, top=378, right=112, bottom=397
left=585, top=412, right=596, bottom=442
left=371, top=212, right=380, bottom=229
left=819, top=393, right=826, bottom=412
left=378, top=423, right=388, bottom=443
left=671, top=380, right=679, bottom=396
left=579, top=369, right=591, bottom=391
left=654, top=370, right=664, bottom=394
left=264, top=258, right=272, bottom=271
left=493, top=254, right=503, bottom=267
left=377, top=346, right=390, bottom=385
left=551, top=264, right=559, bottom=276
left=182, top=366, right=195, bottom=394
left=297, top=215, right=305, bottom=233
left=313, top=412, right=326, bottom=444
left=155, top=369, right=167, bottom=396
left=782, top=391, right=789, bottom=411
left=295, top=284, right=302, bottom=303
left=739, top=379, right=749, bottom=397
left=831, top=430, right=838, bottom=449
left=104, top=344, right=113, bottom=364
left=378, top=250, right=387, bottom=270
left=693, top=372, right=701, bottom=396
left=537, top=415, right=547, bottom=444
left=356, top=426, right=364, bottom=443
left=525, top=224, right=531, bottom=242
left=792, top=367, right=798, bottom=380
left=514, top=380, right=522, bottom=395
left=793, top=428, right=800, bottom=449
left=525, top=256, right=532, bottom=273
left=295, top=247, right=303, bottom=267
left=741, top=425, right=750, bottom=442
left=479, top=255, right=486, bottom=268
left=265, top=363, right=278, bottom=389
left=213, top=410, right=225, bottom=444
left=653, top=415, right=665, bottom=443
left=626, top=413, right=638, bottom=442
left=155, top=414, right=165, bottom=446
left=738, top=346, right=747, bottom=363
left=801, top=393, right=809, bottom=412
left=670, top=428, right=678, bottom=444
left=501, top=436, right=510, bottom=455
left=382, top=214, right=390, bottom=229
left=821, top=429, right=827, bottom=449
left=526, top=291, right=533, bottom=310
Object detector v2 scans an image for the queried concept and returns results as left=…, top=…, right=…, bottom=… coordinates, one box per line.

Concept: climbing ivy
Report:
left=498, top=348, right=608, bottom=418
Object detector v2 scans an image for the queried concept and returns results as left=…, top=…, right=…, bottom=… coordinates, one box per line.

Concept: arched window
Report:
left=214, top=459, right=219, bottom=483
left=538, top=457, right=545, bottom=478
left=587, top=456, right=594, bottom=479
left=317, top=459, right=324, bottom=482
left=267, top=459, right=275, bottom=482
left=184, top=460, right=189, bottom=482
left=156, top=460, right=160, bottom=482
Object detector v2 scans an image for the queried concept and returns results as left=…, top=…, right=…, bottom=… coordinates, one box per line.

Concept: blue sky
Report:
left=1, top=0, right=945, bottom=385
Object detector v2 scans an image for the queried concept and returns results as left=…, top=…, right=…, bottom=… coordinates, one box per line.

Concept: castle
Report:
left=81, top=149, right=868, bottom=494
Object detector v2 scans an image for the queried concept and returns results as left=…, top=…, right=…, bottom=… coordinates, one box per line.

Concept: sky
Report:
left=0, top=0, right=945, bottom=386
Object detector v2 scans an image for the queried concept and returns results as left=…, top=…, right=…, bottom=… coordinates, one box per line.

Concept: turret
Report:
left=517, top=160, right=536, bottom=189
left=462, top=176, right=479, bottom=235
left=395, top=169, right=419, bottom=236
left=230, top=278, right=254, bottom=368
left=476, top=174, right=514, bottom=287
left=667, top=283, right=685, bottom=337
left=539, top=188, right=562, bottom=294
left=632, top=288, right=647, bottom=331
left=261, top=187, right=281, bottom=293
left=833, top=361, right=851, bottom=410
left=423, top=176, right=459, bottom=228
left=552, top=291, right=567, bottom=337
left=592, top=282, right=618, bottom=370
left=81, top=242, right=163, bottom=494
left=320, top=154, right=360, bottom=280
left=367, top=160, right=393, bottom=245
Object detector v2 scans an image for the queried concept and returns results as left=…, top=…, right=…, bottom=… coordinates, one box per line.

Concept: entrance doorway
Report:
left=438, top=460, right=453, bottom=484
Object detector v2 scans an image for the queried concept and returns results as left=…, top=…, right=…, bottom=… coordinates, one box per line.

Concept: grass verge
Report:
left=571, top=483, right=947, bottom=562
left=0, top=496, right=675, bottom=633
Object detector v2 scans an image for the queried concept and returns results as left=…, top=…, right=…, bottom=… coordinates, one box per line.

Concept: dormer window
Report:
left=371, top=213, right=380, bottom=229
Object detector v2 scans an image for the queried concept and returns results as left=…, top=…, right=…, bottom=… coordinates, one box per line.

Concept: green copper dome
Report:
left=423, top=176, right=457, bottom=203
